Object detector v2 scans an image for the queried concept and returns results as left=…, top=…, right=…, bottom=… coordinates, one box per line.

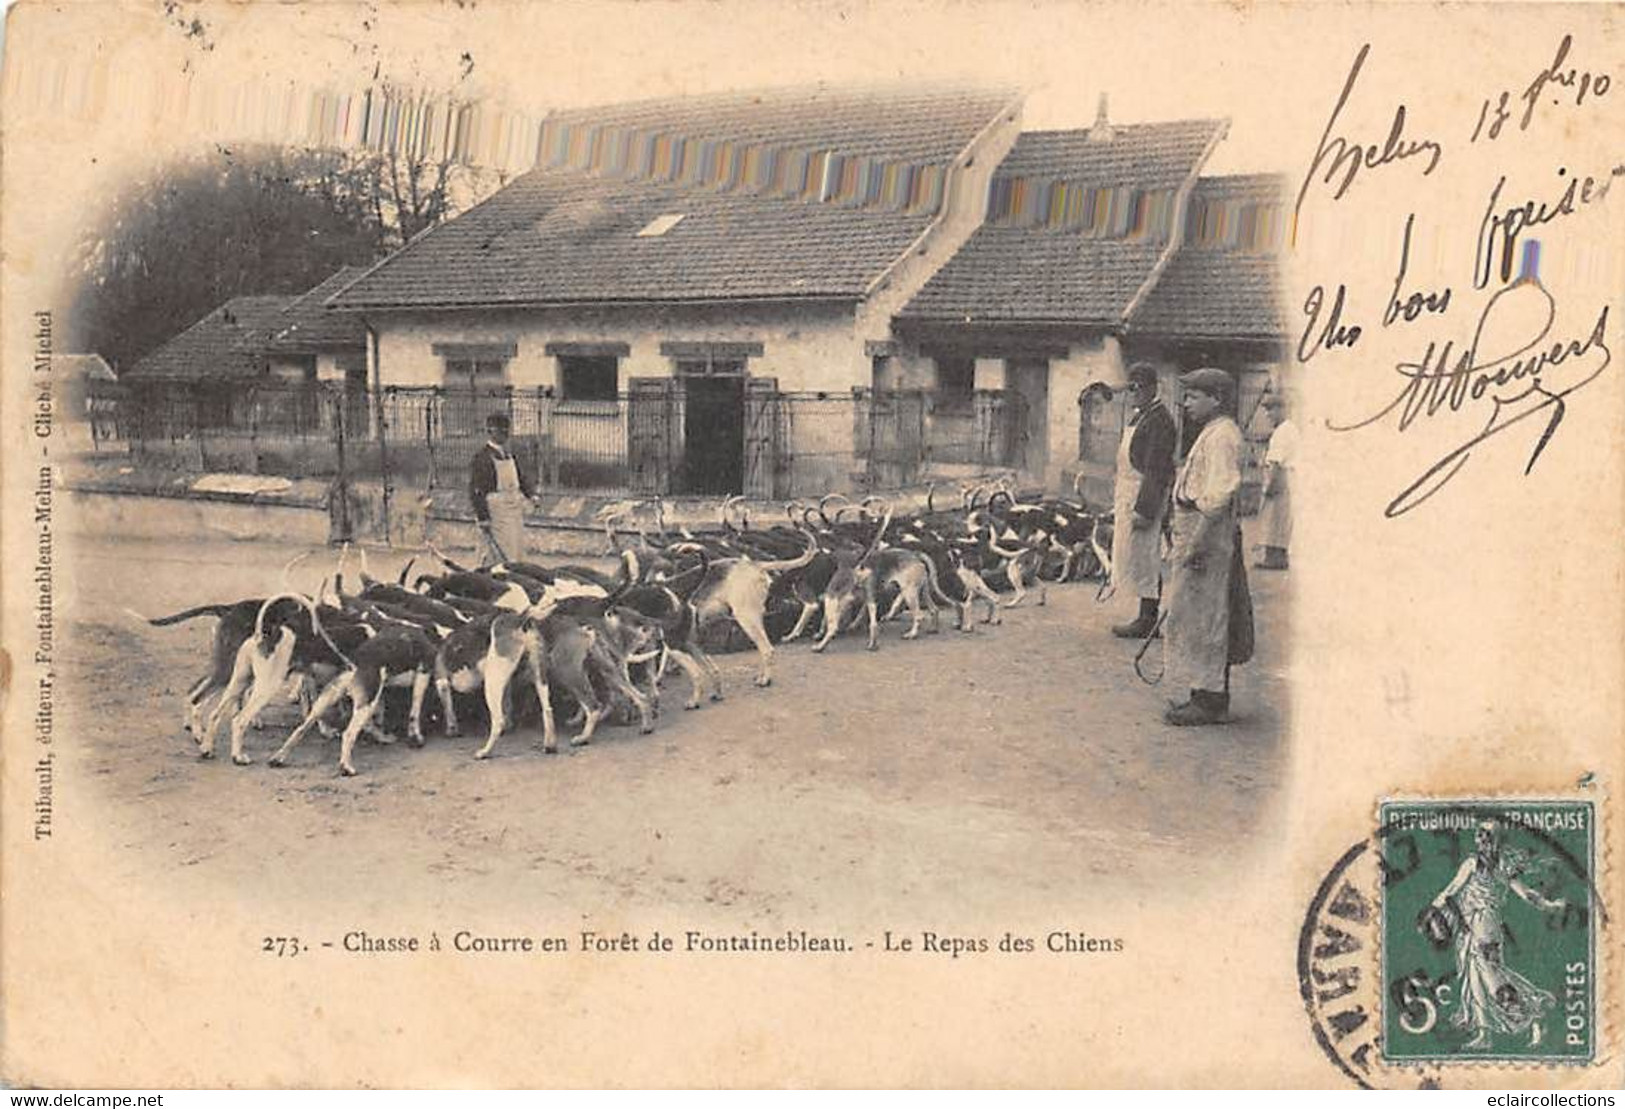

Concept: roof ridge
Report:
left=1120, top=120, right=1231, bottom=325
left=539, top=80, right=1019, bottom=120
left=279, top=270, right=349, bottom=315
left=1016, top=118, right=1227, bottom=137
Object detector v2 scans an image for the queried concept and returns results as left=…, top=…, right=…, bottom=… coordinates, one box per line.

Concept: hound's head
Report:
left=607, top=606, right=663, bottom=659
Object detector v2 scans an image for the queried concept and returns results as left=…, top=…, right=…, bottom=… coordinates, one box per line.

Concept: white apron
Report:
left=1162, top=418, right=1243, bottom=694
left=1260, top=469, right=1293, bottom=549
left=1259, top=418, right=1297, bottom=550
left=1110, top=413, right=1165, bottom=601
left=481, top=452, right=527, bottom=566
left=1162, top=502, right=1237, bottom=693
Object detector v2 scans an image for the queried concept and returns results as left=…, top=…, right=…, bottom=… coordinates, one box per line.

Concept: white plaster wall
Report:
left=315, top=351, right=365, bottom=382
left=266, top=356, right=311, bottom=383
left=371, top=302, right=863, bottom=395
left=888, top=349, right=937, bottom=389
left=1047, top=335, right=1124, bottom=490
left=854, top=101, right=1023, bottom=348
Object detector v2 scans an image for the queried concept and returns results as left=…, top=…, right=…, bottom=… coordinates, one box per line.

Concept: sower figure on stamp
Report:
left=1160, top=368, right=1254, bottom=727
left=1110, top=362, right=1179, bottom=639
left=1425, top=822, right=1565, bottom=1051
left=469, top=411, right=536, bottom=566
left=1255, top=391, right=1297, bottom=571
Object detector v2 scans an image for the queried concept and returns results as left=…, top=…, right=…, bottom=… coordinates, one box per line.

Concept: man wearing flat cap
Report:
left=1161, top=367, right=1254, bottom=726
left=469, top=411, right=536, bottom=566
left=1110, top=362, right=1179, bottom=638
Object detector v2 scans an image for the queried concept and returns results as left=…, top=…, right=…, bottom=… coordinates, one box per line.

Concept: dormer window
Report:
left=636, top=213, right=686, bottom=237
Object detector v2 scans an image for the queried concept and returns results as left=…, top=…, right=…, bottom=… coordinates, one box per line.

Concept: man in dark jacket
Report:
left=469, top=412, right=537, bottom=565
left=1110, top=362, right=1179, bottom=638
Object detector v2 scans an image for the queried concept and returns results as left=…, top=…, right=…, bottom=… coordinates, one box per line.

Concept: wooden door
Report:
left=628, top=377, right=679, bottom=494
left=743, top=377, right=785, bottom=500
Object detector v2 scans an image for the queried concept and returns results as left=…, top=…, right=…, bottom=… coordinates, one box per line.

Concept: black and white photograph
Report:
left=1, top=0, right=1621, bottom=1091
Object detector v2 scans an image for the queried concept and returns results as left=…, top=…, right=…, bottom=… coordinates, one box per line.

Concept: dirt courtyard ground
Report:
left=61, top=531, right=1290, bottom=922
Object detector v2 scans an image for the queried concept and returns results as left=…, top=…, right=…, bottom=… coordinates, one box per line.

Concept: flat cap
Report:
left=1178, top=367, right=1234, bottom=402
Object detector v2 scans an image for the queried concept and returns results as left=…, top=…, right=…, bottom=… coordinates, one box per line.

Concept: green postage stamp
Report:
left=1379, top=799, right=1598, bottom=1063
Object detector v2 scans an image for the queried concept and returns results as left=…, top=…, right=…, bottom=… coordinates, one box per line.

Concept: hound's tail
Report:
left=280, top=549, right=316, bottom=591
left=135, top=603, right=239, bottom=627
left=255, top=591, right=349, bottom=668
left=426, top=542, right=472, bottom=575
left=755, top=528, right=820, bottom=574
left=860, top=501, right=893, bottom=563
left=922, top=551, right=955, bottom=609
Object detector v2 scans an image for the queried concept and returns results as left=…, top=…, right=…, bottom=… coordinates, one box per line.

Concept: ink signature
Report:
left=1328, top=281, right=1611, bottom=517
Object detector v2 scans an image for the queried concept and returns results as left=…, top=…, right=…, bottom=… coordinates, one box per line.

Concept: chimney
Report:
left=1088, top=93, right=1114, bottom=143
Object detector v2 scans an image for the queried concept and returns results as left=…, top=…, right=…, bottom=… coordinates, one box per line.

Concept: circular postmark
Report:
left=1300, top=799, right=1605, bottom=1089
left=1300, top=837, right=1444, bottom=1089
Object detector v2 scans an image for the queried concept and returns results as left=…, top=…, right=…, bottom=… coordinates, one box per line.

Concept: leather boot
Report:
left=1112, top=597, right=1158, bottom=638
left=1165, top=689, right=1230, bottom=726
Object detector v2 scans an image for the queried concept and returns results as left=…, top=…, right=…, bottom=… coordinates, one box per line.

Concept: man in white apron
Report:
left=1161, top=368, right=1252, bottom=726
left=1256, top=392, right=1297, bottom=570
left=1110, top=362, right=1179, bottom=638
left=469, top=412, right=535, bottom=566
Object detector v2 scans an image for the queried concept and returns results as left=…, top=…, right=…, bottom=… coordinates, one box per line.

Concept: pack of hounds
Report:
left=137, top=481, right=1114, bottom=777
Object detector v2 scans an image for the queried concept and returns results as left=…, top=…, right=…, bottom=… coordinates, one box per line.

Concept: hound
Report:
left=268, top=603, right=438, bottom=777
left=814, top=547, right=953, bottom=652
left=135, top=599, right=263, bottom=739
left=434, top=609, right=553, bottom=759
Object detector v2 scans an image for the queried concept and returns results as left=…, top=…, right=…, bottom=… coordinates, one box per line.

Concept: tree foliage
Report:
left=70, top=143, right=496, bottom=371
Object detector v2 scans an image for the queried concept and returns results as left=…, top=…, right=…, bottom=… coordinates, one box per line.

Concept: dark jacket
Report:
left=469, top=441, right=536, bottom=522
left=1126, top=400, right=1178, bottom=520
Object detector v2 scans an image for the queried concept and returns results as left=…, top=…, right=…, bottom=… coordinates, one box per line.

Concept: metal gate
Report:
left=627, top=377, right=680, bottom=494
left=863, top=389, right=928, bottom=487
left=743, top=377, right=789, bottom=500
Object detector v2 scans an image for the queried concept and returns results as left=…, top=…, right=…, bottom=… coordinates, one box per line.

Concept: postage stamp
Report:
left=3, top=0, right=1623, bottom=1090
left=1379, top=800, right=1599, bottom=1064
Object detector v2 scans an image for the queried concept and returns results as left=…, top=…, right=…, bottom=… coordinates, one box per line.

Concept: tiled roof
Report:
left=898, top=122, right=1225, bottom=324
left=898, top=234, right=1167, bottom=324
left=995, top=120, right=1228, bottom=188
left=266, top=267, right=371, bottom=352
left=1188, top=173, right=1290, bottom=203
left=125, top=296, right=295, bottom=381
left=536, top=83, right=1020, bottom=168
left=1131, top=175, right=1289, bottom=340
left=1129, top=252, right=1286, bottom=340
left=332, top=85, right=1017, bottom=309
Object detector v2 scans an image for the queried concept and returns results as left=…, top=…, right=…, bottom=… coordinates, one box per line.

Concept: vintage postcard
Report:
left=1, top=0, right=1620, bottom=1089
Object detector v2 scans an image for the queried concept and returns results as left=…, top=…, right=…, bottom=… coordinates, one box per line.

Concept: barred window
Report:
left=558, top=355, right=618, bottom=401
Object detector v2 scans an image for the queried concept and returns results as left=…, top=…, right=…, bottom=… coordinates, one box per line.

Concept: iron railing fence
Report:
left=104, top=380, right=1029, bottom=502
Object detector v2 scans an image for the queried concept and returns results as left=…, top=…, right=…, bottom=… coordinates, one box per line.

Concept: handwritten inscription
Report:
left=1296, top=34, right=1617, bottom=517
left=1471, top=34, right=1612, bottom=143
left=1298, top=284, right=1363, bottom=363
left=1328, top=282, right=1611, bottom=518
left=1474, top=164, right=1624, bottom=289
left=1384, top=214, right=1451, bottom=327
left=1295, top=44, right=1444, bottom=219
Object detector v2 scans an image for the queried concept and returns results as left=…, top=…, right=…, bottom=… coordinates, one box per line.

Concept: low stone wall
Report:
left=64, top=466, right=1021, bottom=559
